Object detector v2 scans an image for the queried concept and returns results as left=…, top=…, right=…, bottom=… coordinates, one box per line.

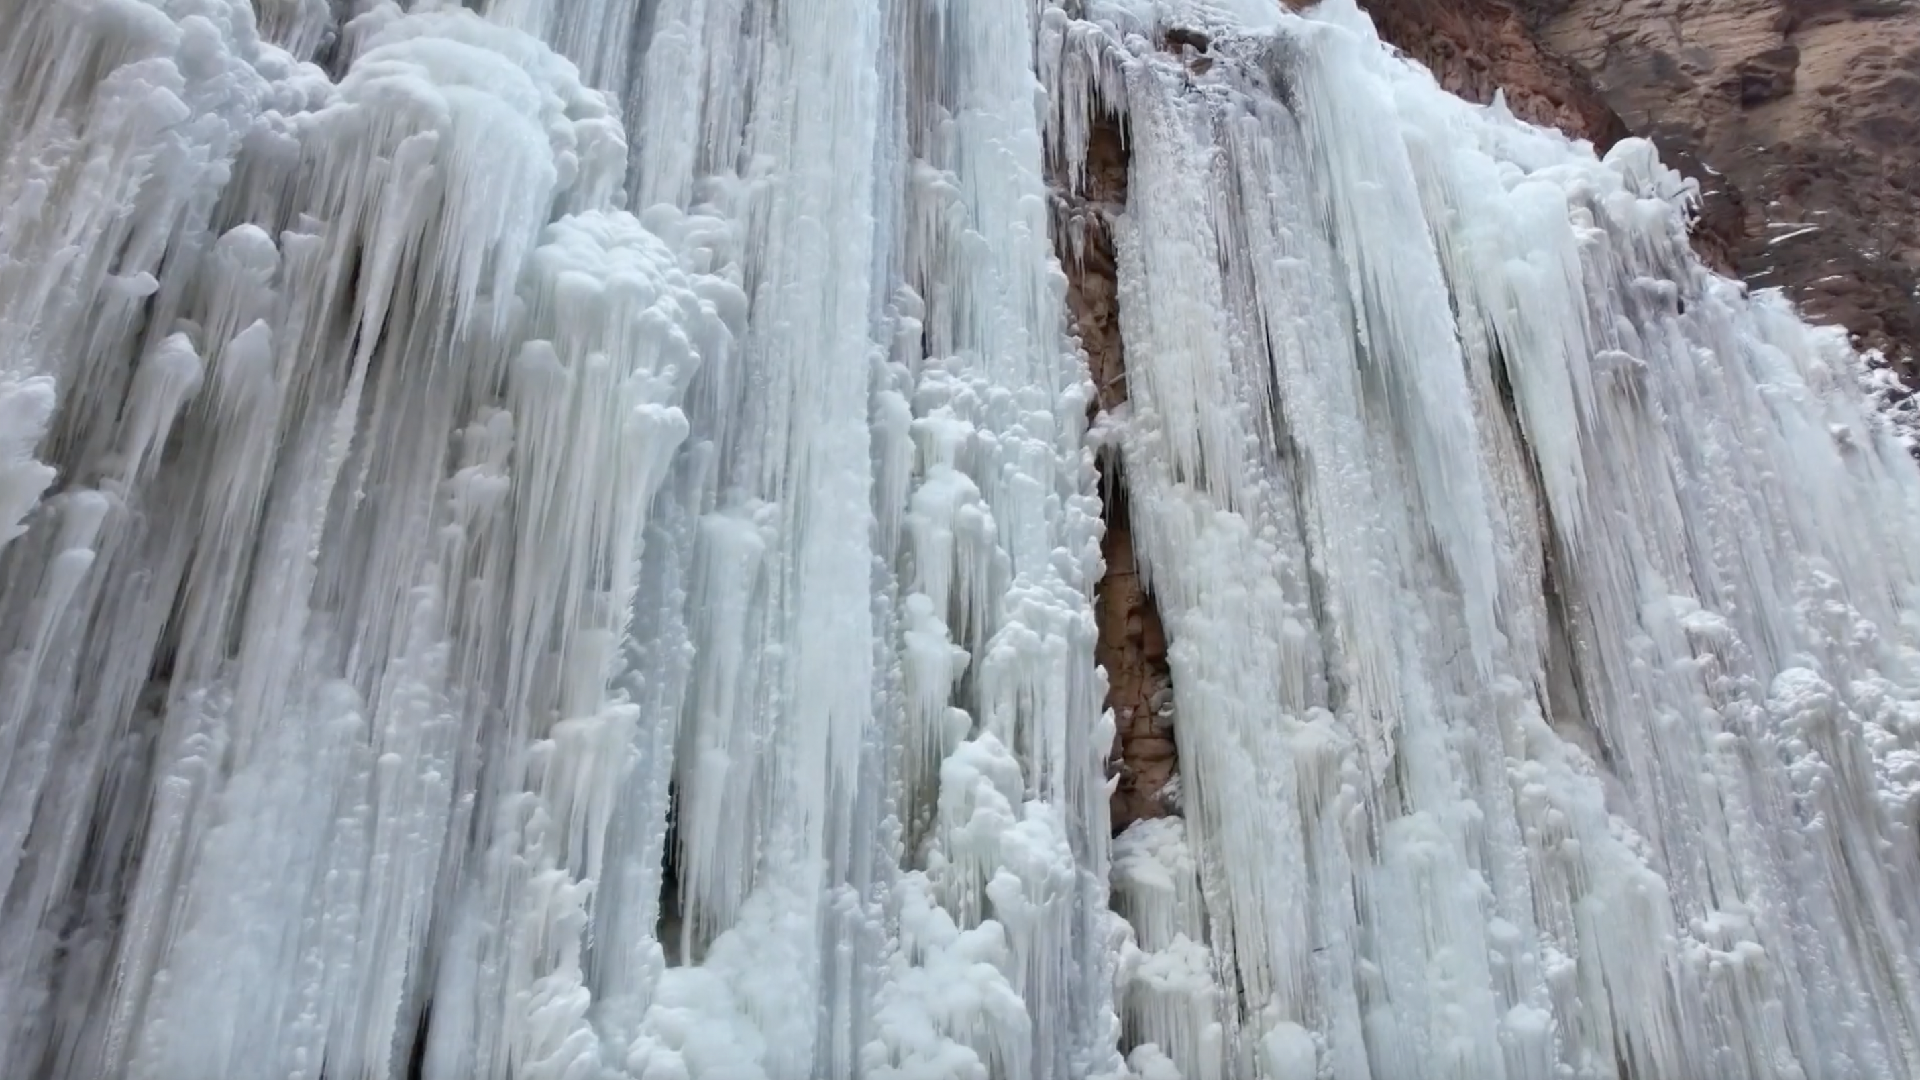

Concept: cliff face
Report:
left=1534, top=0, right=1920, bottom=365
left=1365, top=0, right=1920, bottom=367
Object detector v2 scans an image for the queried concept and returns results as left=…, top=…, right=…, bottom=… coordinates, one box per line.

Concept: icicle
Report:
left=0, top=377, right=57, bottom=547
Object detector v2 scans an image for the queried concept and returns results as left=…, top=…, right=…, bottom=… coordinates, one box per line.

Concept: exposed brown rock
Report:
left=1363, top=0, right=1631, bottom=144
left=1362, top=0, right=1920, bottom=367
left=1360, top=0, right=1747, bottom=274
left=1519, top=0, right=1920, bottom=364
left=1066, top=118, right=1130, bottom=419
left=1733, top=43, right=1801, bottom=105
left=1053, top=111, right=1182, bottom=834
left=1095, top=504, right=1180, bottom=833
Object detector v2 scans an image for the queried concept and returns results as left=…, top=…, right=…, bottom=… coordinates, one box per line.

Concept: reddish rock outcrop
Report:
left=1094, top=506, right=1179, bottom=833
left=1055, top=113, right=1182, bottom=834
left=1363, top=0, right=1629, bottom=143
left=1364, top=0, right=1920, bottom=366
left=1528, top=0, right=1920, bottom=365
left=1360, top=0, right=1747, bottom=273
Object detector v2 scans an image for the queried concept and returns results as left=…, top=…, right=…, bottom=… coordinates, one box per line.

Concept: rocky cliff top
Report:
left=1365, top=0, right=1920, bottom=370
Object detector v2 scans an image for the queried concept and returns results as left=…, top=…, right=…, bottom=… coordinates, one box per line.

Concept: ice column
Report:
left=0, top=0, right=1128, bottom=1076
left=863, top=0, right=1125, bottom=1077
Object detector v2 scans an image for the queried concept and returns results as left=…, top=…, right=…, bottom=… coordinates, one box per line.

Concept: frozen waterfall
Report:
left=2, top=0, right=1919, bottom=1077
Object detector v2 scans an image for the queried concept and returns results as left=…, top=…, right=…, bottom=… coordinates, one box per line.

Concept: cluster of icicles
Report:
left=2, top=0, right=1919, bottom=1077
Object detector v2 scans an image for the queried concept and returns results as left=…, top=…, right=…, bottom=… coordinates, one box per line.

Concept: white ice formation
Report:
left=2, top=0, right=1918, bottom=1077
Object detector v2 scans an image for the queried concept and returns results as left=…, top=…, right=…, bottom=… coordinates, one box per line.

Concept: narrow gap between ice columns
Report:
left=1055, top=112, right=1181, bottom=837
left=1039, top=38, right=1217, bottom=1078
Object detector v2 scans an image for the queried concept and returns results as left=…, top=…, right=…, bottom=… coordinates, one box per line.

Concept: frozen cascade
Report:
left=0, top=0, right=1918, bottom=1075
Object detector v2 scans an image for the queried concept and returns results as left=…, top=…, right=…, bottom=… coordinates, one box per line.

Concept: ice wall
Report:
left=1047, top=1, right=1920, bottom=1076
left=0, top=0, right=1916, bottom=1078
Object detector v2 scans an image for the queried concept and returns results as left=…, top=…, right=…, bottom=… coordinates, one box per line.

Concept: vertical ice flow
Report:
left=0, top=0, right=1916, bottom=1077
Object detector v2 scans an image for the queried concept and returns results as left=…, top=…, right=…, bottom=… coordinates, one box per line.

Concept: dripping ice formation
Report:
left=3, top=0, right=1920, bottom=1075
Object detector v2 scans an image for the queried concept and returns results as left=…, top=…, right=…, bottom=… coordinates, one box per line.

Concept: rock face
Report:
left=1361, top=0, right=1627, bottom=151
left=1365, top=0, right=1920, bottom=367
left=1057, top=113, right=1184, bottom=835
left=1533, top=0, right=1920, bottom=364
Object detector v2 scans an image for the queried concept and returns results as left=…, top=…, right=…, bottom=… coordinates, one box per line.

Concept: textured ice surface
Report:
left=0, top=0, right=1917, bottom=1077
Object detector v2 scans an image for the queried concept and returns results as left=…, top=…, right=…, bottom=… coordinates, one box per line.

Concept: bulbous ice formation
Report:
left=0, top=0, right=1916, bottom=1078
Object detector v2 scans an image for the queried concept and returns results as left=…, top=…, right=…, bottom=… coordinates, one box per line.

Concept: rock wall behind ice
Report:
left=1, top=0, right=1918, bottom=1078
